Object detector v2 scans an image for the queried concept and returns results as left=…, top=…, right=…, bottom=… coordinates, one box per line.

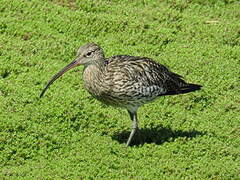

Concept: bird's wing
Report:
left=104, top=55, right=189, bottom=98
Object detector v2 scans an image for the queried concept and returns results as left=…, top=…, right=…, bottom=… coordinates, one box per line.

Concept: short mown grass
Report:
left=0, top=0, right=239, bottom=179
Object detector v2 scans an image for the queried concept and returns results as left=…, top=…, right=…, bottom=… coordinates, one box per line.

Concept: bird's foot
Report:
left=126, top=128, right=143, bottom=147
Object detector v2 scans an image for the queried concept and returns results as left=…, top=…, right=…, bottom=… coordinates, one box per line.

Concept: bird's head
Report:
left=39, top=43, right=104, bottom=98
left=76, top=43, right=105, bottom=66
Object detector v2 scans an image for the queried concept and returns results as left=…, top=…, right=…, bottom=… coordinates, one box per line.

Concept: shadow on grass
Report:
left=112, top=126, right=204, bottom=146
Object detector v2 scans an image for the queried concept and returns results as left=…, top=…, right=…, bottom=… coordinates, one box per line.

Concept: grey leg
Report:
left=126, top=110, right=141, bottom=147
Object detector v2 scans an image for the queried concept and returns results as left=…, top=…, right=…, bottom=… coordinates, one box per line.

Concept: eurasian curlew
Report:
left=40, top=43, right=202, bottom=146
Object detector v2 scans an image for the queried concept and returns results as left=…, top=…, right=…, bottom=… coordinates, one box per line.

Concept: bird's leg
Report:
left=126, top=110, right=142, bottom=146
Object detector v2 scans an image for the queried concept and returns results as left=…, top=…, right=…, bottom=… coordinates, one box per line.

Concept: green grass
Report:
left=0, top=0, right=239, bottom=179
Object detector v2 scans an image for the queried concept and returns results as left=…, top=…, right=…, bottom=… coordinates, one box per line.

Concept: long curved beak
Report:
left=40, top=59, right=80, bottom=98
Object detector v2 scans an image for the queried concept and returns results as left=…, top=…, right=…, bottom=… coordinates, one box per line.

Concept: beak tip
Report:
left=39, top=88, right=47, bottom=98
left=39, top=93, right=43, bottom=98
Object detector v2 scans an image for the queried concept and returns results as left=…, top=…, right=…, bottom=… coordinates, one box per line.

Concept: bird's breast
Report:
left=82, top=65, right=108, bottom=98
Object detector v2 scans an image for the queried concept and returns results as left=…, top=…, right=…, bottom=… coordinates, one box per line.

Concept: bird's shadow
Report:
left=111, top=126, right=204, bottom=146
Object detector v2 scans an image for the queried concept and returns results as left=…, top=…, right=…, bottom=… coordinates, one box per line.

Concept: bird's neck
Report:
left=83, top=59, right=105, bottom=76
left=83, top=63, right=104, bottom=77
left=95, top=59, right=106, bottom=72
left=82, top=62, right=105, bottom=96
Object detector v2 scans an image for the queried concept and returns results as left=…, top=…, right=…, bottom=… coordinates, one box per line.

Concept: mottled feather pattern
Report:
left=106, top=56, right=185, bottom=95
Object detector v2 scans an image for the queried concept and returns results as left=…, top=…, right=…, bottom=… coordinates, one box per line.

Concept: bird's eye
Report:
left=85, top=51, right=92, bottom=57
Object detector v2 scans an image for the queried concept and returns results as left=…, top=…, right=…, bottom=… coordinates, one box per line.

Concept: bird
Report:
left=40, top=43, right=202, bottom=147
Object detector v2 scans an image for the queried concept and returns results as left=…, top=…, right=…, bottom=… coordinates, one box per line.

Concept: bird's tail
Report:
left=177, top=83, right=202, bottom=94
left=165, top=83, right=202, bottom=96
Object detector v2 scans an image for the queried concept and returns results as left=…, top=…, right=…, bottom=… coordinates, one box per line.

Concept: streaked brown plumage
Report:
left=40, top=43, right=202, bottom=146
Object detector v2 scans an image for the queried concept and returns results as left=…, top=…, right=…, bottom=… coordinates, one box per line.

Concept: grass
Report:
left=0, top=0, right=239, bottom=179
